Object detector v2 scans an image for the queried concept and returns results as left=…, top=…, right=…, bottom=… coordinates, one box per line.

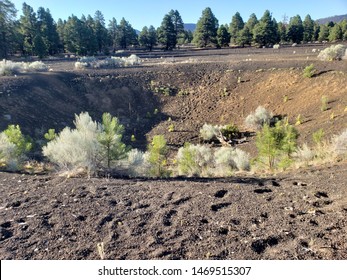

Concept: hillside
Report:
left=0, top=45, right=347, bottom=260
left=316, top=14, right=347, bottom=24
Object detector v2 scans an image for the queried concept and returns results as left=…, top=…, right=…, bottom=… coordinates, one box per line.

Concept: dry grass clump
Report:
left=0, top=60, right=48, bottom=76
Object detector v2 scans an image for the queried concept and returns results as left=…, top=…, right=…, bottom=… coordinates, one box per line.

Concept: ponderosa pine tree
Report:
left=139, top=25, right=157, bottom=51
left=329, top=24, right=343, bottom=41
left=20, top=2, right=37, bottom=55
left=253, top=10, right=278, bottom=47
left=217, top=24, right=230, bottom=47
left=229, top=12, right=244, bottom=45
left=108, top=17, right=118, bottom=52
left=37, top=7, right=59, bottom=55
left=303, top=14, right=314, bottom=42
left=287, top=15, right=304, bottom=43
left=193, top=7, right=219, bottom=47
left=236, top=25, right=252, bottom=47
left=157, top=14, right=176, bottom=50
left=117, top=17, right=137, bottom=49
left=0, top=0, right=17, bottom=58
left=169, top=9, right=185, bottom=45
left=93, top=10, right=108, bottom=53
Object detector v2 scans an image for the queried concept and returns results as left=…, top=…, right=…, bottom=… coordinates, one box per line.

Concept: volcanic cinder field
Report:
left=0, top=45, right=346, bottom=259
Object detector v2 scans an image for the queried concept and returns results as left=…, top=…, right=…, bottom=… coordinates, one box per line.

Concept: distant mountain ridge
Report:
left=316, top=14, right=347, bottom=24
left=184, top=23, right=196, bottom=32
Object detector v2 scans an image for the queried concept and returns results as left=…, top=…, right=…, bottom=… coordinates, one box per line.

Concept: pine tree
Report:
left=229, top=12, right=244, bottom=45
left=147, top=135, right=169, bottom=177
left=94, top=10, right=108, bottom=53
left=37, top=7, right=59, bottom=55
left=328, top=24, right=343, bottom=41
left=108, top=18, right=118, bottom=53
left=20, top=2, right=37, bottom=55
left=0, top=0, right=17, bottom=58
left=217, top=24, right=230, bottom=47
left=287, top=15, right=304, bottom=43
left=236, top=25, right=252, bottom=47
left=98, top=113, right=127, bottom=169
left=157, top=14, right=176, bottom=50
left=277, top=21, right=287, bottom=42
left=253, top=10, right=278, bottom=47
left=193, top=7, right=219, bottom=48
left=303, top=14, right=314, bottom=42
left=169, top=9, right=184, bottom=45
left=318, top=24, right=329, bottom=41
left=33, top=33, right=46, bottom=58
left=256, top=122, right=298, bottom=170
left=117, top=18, right=137, bottom=49
left=139, top=25, right=157, bottom=51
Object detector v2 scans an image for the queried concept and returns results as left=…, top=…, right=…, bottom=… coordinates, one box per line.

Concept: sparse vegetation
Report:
left=0, top=60, right=48, bottom=76
left=321, top=95, right=329, bottom=111
left=255, top=122, right=298, bottom=170
left=303, top=64, right=316, bottom=78
left=0, top=125, right=32, bottom=170
left=147, top=135, right=169, bottom=177
left=318, top=44, right=347, bottom=61
left=176, top=143, right=213, bottom=177
left=75, top=55, right=141, bottom=69
left=245, top=106, right=273, bottom=130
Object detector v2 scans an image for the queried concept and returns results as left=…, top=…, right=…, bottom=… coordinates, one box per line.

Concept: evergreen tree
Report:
left=20, top=2, right=37, bottom=55
left=236, top=25, right=252, bottom=47
left=313, top=22, right=320, bottom=41
left=256, top=122, right=298, bottom=170
left=328, top=24, right=342, bottom=41
left=229, top=12, right=244, bottom=45
left=253, top=10, right=278, bottom=47
left=340, top=19, right=347, bottom=40
left=318, top=24, right=329, bottom=41
left=0, top=0, right=17, bottom=58
left=147, top=135, right=169, bottom=177
left=277, top=21, right=287, bottom=42
left=94, top=10, right=108, bottom=53
left=84, top=15, right=98, bottom=54
left=117, top=18, right=137, bottom=49
left=244, top=13, right=259, bottom=45
left=108, top=17, right=118, bottom=52
left=193, top=7, right=219, bottom=48
left=303, top=14, right=314, bottom=42
left=287, top=15, right=304, bottom=43
left=157, top=14, right=176, bottom=50
left=217, top=24, right=230, bottom=47
left=33, top=33, right=46, bottom=58
left=169, top=9, right=185, bottom=45
left=64, top=15, right=91, bottom=55
left=37, top=7, right=59, bottom=55
left=56, top=18, right=65, bottom=52
left=98, top=113, right=127, bottom=169
left=139, top=25, right=157, bottom=51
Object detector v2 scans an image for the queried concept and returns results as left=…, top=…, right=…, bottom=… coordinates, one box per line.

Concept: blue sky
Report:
left=10, top=0, right=347, bottom=29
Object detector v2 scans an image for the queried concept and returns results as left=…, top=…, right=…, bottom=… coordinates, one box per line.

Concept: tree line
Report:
left=1, top=0, right=346, bottom=58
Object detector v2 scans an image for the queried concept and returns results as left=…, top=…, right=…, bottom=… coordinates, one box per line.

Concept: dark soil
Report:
left=0, top=164, right=346, bottom=260
left=0, top=45, right=346, bottom=259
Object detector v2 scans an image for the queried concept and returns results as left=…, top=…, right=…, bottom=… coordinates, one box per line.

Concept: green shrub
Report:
left=147, top=135, right=169, bottom=177
left=313, top=128, right=325, bottom=144
left=0, top=125, right=32, bottom=170
left=44, top=129, right=57, bottom=141
left=321, top=96, right=329, bottom=111
left=303, top=64, right=316, bottom=78
left=176, top=143, right=213, bottom=177
left=43, top=112, right=127, bottom=174
left=256, top=122, right=298, bottom=170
